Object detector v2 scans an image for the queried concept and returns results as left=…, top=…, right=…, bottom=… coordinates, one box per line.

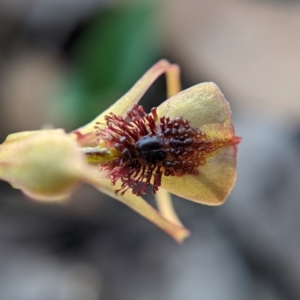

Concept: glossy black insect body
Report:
left=135, top=135, right=167, bottom=164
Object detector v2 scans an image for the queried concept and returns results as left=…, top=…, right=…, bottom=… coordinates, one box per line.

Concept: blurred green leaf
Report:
left=52, top=2, right=160, bottom=128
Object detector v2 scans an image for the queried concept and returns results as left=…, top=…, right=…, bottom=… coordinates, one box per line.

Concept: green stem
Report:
left=81, top=146, right=120, bottom=164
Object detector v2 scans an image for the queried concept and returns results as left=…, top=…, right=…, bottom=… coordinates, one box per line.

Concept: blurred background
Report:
left=0, top=0, right=300, bottom=299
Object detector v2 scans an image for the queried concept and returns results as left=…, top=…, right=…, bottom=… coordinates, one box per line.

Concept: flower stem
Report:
left=81, top=146, right=120, bottom=164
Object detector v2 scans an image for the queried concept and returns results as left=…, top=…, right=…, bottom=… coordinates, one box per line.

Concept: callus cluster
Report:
left=95, top=104, right=162, bottom=196
left=96, top=101, right=240, bottom=199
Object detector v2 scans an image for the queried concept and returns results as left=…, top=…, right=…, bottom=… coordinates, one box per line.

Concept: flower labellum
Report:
left=89, top=82, right=240, bottom=206
left=157, top=82, right=241, bottom=205
left=94, top=100, right=240, bottom=202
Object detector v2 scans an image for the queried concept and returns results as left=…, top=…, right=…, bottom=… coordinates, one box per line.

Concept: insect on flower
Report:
left=93, top=104, right=240, bottom=198
left=0, top=60, right=240, bottom=242
left=80, top=59, right=241, bottom=206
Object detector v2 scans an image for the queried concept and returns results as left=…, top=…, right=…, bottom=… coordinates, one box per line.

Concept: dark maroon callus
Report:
left=95, top=104, right=225, bottom=196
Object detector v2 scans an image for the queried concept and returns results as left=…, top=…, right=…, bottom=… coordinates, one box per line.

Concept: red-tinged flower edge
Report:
left=95, top=104, right=241, bottom=196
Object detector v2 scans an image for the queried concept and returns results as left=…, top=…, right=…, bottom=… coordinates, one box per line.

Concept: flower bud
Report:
left=0, top=130, right=87, bottom=201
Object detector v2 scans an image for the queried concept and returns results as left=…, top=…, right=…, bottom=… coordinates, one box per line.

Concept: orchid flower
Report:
left=0, top=60, right=240, bottom=242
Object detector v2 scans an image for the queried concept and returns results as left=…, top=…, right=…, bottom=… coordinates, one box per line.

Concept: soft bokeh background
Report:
left=1, top=0, right=300, bottom=299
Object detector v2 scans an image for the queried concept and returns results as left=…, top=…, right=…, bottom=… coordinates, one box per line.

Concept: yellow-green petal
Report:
left=86, top=168, right=190, bottom=243
left=157, top=82, right=235, bottom=140
left=157, top=82, right=238, bottom=205
left=71, top=60, right=172, bottom=144
left=161, top=145, right=237, bottom=205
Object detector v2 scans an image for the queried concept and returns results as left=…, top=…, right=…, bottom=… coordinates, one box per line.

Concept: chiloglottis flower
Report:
left=0, top=60, right=241, bottom=242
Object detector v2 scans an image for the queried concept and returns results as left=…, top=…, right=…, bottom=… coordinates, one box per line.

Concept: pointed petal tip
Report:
left=171, top=226, right=191, bottom=244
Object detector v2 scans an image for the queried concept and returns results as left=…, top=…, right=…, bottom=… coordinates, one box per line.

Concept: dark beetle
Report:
left=135, top=135, right=167, bottom=164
